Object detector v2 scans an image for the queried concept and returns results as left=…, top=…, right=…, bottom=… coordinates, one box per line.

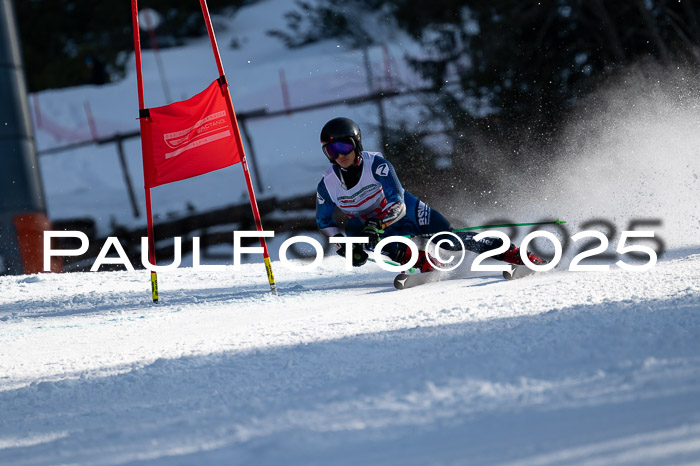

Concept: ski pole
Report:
left=405, top=219, right=566, bottom=238
left=452, top=219, right=566, bottom=232
left=367, top=256, right=419, bottom=274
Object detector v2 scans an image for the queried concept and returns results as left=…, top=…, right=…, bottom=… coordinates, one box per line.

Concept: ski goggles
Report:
left=322, top=140, right=355, bottom=160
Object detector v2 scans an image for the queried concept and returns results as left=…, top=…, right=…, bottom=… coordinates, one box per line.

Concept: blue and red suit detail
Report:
left=316, top=154, right=451, bottom=260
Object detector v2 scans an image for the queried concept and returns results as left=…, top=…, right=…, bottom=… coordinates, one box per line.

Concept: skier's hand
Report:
left=334, top=235, right=368, bottom=267
left=362, top=219, right=384, bottom=249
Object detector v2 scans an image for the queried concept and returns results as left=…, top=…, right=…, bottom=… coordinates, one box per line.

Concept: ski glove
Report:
left=334, top=235, right=368, bottom=267
left=350, top=245, right=368, bottom=267
left=362, top=219, right=385, bottom=250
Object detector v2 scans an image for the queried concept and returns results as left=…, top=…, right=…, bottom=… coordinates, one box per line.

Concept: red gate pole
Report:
left=199, top=0, right=277, bottom=295
left=131, top=0, right=159, bottom=302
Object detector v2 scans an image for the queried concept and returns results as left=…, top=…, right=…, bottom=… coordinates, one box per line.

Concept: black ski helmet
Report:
left=320, top=117, right=363, bottom=162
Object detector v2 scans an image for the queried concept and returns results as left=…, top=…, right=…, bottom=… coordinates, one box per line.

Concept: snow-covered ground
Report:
left=1, top=250, right=700, bottom=464
left=4, top=0, right=700, bottom=463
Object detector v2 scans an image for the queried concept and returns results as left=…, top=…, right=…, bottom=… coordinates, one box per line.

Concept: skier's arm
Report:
left=371, top=156, right=406, bottom=229
left=378, top=202, right=406, bottom=229
left=317, top=180, right=368, bottom=267
left=316, top=180, right=342, bottom=237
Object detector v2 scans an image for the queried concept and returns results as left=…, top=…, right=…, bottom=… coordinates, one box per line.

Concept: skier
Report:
left=315, top=117, right=546, bottom=273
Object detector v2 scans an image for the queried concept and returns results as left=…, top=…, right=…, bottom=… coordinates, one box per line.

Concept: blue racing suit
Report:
left=316, top=152, right=451, bottom=261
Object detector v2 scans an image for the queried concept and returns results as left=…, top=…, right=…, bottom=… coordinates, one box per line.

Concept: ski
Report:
left=395, top=265, right=540, bottom=290
left=394, top=271, right=440, bottom=290
left=502, top=264, right=538, bottom=280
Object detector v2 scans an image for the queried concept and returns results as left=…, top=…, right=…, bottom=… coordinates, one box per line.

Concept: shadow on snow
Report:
left=1, top=292, right=699, bottom=465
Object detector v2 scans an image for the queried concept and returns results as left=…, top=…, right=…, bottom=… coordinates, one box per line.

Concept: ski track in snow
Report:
left=1, top=251, right=699, bottom=465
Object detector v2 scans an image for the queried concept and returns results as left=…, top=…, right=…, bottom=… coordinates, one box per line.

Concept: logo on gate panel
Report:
left=163, top=111, right=230, bottom=159
left=375, top=163, right=390, bottom=177
left=417, top=201, right=431, bottom=226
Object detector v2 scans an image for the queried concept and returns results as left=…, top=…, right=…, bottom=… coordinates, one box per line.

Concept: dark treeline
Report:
left=15, top=0, right=251, bottom=92
left=19, top=0, right=700, bottom=124
left=403, top=0, right=700, bottom=129
left=271, top=0, right=700, bottom=124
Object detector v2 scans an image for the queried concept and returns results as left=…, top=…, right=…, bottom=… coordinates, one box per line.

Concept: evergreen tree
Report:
left=16, top=0, right=254, bottom=92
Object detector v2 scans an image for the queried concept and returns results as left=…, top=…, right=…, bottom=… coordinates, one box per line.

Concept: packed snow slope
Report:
left=1, top=249, right=700, bottom=465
